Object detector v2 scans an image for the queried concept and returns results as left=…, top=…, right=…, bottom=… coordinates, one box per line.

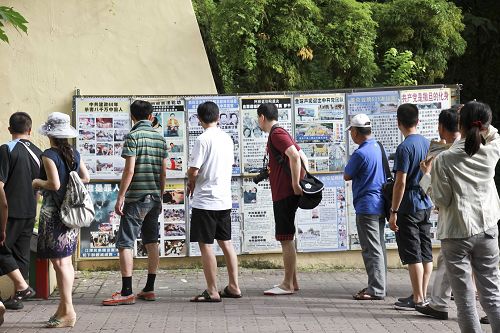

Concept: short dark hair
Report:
left=9, top=112, right=32, bottom=134
left=354, top=127, right=372, bottom=135
left=130, top=100, right=153, bottom=120
left=438, top=108, right=459, bottom=133
left=397, top=103, right=419, bottom=128
left=257, top=103, right=278, bottom=121
left=197, top=101, right=219, bottom=123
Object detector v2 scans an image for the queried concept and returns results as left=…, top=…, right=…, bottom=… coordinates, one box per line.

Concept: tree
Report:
left=193, top=0, right=381, bottom=93
left=371, top=0, right=466, bottom=84
left=0, top=6, right=28, bottom=43
left=381, top=48, right=423, bottom=86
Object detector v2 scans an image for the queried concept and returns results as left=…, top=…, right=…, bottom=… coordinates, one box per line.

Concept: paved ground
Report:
left=0, top=268, right=492, bottom=332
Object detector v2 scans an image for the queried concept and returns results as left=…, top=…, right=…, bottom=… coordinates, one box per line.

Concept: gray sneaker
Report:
left=394, top=297, right=416, bottom=311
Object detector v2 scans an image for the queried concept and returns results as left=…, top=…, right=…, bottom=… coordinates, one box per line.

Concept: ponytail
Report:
left=52, top=138, right=75, bottom=169
left=459, top=101, right=492, bottom=157
left=464, top=126, right=481, bottom=157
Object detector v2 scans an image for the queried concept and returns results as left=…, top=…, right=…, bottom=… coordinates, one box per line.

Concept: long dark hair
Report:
left=459, top=101, right=492, bottom=157
left=52, top=138, right=75, bottom=169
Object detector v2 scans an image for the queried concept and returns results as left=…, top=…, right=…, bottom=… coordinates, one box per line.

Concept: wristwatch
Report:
left=390, top=208, right=398, bottom=214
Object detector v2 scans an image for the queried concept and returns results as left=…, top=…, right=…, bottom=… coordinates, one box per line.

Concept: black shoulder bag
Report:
left=268, top=125, right=324, bottom=209
left=377, top=141, right=394, bottom=221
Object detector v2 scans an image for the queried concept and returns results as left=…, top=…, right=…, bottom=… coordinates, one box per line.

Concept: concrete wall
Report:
left=0, top=0, right=216, bottom=148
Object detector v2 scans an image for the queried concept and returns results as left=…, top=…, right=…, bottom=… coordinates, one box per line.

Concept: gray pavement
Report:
left=0, top=268, right=493, bottom=332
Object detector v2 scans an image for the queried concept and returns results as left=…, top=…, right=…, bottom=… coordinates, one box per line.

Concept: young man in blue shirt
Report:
left=344, top=114, right=387, bottom=300
left=390, top=103, right=433, bottom=310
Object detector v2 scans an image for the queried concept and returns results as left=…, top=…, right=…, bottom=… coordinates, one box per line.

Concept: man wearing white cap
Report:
left=344, top=114, right=387, bottom=301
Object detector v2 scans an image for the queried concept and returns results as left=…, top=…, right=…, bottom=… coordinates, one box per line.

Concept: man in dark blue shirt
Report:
left=345, top=114, right=387, bottom=300
left=390, top=104, right=433, bottom=310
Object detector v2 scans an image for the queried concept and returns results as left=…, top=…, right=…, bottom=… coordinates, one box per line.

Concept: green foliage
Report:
left=371, top=0, right=466, bottom=84
left=381, top=48, right=423, bottom=86
left=302, top=0, right=379, bottom=89
left=0, top=6, right=28, bottom=43
left=193, top=0, right=466, bottom=92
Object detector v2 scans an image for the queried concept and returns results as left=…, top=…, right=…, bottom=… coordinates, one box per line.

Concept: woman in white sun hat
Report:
left=32, top=112, right=89, bottom=328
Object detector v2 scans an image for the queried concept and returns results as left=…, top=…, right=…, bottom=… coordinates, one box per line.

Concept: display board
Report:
left=400, top=88, right=452, bottom=142
left=76, top=85, right=456, bottom=260
left=241, top=177, right=281, bottom=253
left=80, top=183, right=121, bottom=258
left=146, top=98, right=187, bottom=178
left=75, top=97, right=131, bottom=180
left=240, top=96, right=292, bottom=174
left=346, top=91, right=401, bottom=157
left=185, top=96, right=241, bottom=174
left=296, top=174, right=348, bottom=252
left=293, top=94, right=346, bottom=173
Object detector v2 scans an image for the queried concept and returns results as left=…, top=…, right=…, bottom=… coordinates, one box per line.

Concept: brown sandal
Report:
left=353, top=288, right=384, bottom=300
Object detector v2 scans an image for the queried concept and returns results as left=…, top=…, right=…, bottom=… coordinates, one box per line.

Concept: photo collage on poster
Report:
left=240, top=96, right=293, bottom=175
left=80, top=183, right=121, bottom=258
left=186, top=96, right=241, bottom=174
left=135, top=179, right=187, bottom=258
left=75, top=98, right=131, bottom=180
left=147, top=98, right=187, bottom=178
left=296, top=174, right=348, bottom=252
left=346, top=91, right=401, bottom=157
left=189, top=178, right=242, bottom=256
left=241, top=177, right=281, bottom=253
left=294, top=94, right=346, bottom=173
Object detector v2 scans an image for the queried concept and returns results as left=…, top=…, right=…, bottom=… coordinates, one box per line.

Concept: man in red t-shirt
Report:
left=257, top=103, right=307, bottom=295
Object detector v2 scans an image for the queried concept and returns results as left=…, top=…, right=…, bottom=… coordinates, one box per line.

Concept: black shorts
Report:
left=190, top=208, right=231, bottom=244
left=395, top=208, right=433, bottom=265
left=273, top=195, right=300, bottom=241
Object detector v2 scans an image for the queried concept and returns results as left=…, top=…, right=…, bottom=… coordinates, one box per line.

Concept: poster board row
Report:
left=74, top=87, right=456, bottom=180
left=79, top=174, right=348, bottom=259
left=76, top=86, right=455, bottom=259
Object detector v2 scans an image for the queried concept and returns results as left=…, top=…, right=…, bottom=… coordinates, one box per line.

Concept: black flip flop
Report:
left=190, top=290, right=221, bottom=303
left=219, top=286, right=242, bottom=298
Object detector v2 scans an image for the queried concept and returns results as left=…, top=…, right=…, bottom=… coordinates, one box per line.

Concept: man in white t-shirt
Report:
left=187, top=101, right=242, bottom=302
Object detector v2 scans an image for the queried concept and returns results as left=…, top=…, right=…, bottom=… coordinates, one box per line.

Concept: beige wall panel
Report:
left=0, top=0, right=215, bottom=147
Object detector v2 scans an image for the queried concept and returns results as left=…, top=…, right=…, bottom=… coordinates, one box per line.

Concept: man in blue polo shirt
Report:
left=344, top=113, right=387, bottom=300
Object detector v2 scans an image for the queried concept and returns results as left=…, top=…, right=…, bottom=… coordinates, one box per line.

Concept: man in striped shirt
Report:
left=103, top=100, right=168, bottom=306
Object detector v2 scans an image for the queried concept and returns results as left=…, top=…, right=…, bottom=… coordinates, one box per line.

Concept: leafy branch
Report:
left=0, top=6, right=28, bottom=43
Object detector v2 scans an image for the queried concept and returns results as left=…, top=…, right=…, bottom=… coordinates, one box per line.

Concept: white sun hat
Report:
left=39, top=112, right=78, bottom=138
left=346, top=113, right=372, bottom=131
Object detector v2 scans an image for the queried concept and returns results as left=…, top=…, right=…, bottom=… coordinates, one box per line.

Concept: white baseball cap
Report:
left=346, top=113, right=372, bottom=131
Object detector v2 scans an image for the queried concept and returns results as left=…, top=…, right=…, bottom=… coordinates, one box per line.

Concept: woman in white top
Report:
left=425, top=101, right=500, bottom=332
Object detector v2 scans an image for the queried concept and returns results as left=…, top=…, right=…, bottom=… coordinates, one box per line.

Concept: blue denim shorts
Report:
left=115, top=194, right=162, bottom=249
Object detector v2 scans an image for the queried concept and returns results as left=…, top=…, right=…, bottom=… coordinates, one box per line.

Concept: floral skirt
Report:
left=37, top=205, right=78, bottom=259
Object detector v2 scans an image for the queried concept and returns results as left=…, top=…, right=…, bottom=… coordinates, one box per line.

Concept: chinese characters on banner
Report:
left=241, top=178, right=281, bottom=253
left=296, top=174, right=348, bottom=252
left=240, top=96, right=292, bottom=174
left=185, top=96, right=241, bottom=174
left=189, top=178, right=242, bottom=256
left=146, top=98, right=187, bottom=178
left=347, top=91, right=401, bottom=156
left=80, top=183, right=120, bottom=258
left=75, top=98, right=131, bottom=180
left=400, top=88, right=452, bottom=142
left=294, top=94, right=346, bottom=173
